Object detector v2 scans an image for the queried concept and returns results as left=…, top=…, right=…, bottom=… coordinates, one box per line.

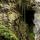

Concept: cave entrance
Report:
left=22, top=5, right=35, bottom=26
left=23, top=6, right=35, bottom=32
left=25, top=8, right=35, bottom=26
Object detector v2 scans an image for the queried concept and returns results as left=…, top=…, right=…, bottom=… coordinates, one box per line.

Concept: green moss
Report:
left=29, top=33, right=35, bottom=40
left=0, top=24, right=19, bottom=40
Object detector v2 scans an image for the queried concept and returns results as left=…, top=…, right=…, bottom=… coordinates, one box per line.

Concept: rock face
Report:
left=33, top=0, right=40, bottom=40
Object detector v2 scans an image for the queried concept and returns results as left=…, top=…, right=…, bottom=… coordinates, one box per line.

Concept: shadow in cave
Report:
left=24, top=7, right=35, bottom=32
left=16, top=4, right=35, bottom=32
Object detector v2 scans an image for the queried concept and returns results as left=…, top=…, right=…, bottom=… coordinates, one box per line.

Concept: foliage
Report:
left=29, top=33, right=34, bottom=40
left=0, top=0, right=35, bottom=40
left=0, top=24, right=19, bottom=40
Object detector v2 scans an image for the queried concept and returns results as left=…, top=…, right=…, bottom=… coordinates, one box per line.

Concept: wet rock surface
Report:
left=33, top=0, right=40, bottom=40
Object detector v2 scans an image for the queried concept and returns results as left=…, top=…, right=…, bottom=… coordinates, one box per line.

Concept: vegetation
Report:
left=0, top=24, right=19, bottom=40
left=0, top=0, right=35, bottom=40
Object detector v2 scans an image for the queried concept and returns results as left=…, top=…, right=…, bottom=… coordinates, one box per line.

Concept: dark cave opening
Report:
left=23, top=6, right=35, bottom=32
left=16, top=4, right=35, bottom=32
left=25, top=8, right=35, bottom=26
left=17, top=4, right=35, bottom=26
